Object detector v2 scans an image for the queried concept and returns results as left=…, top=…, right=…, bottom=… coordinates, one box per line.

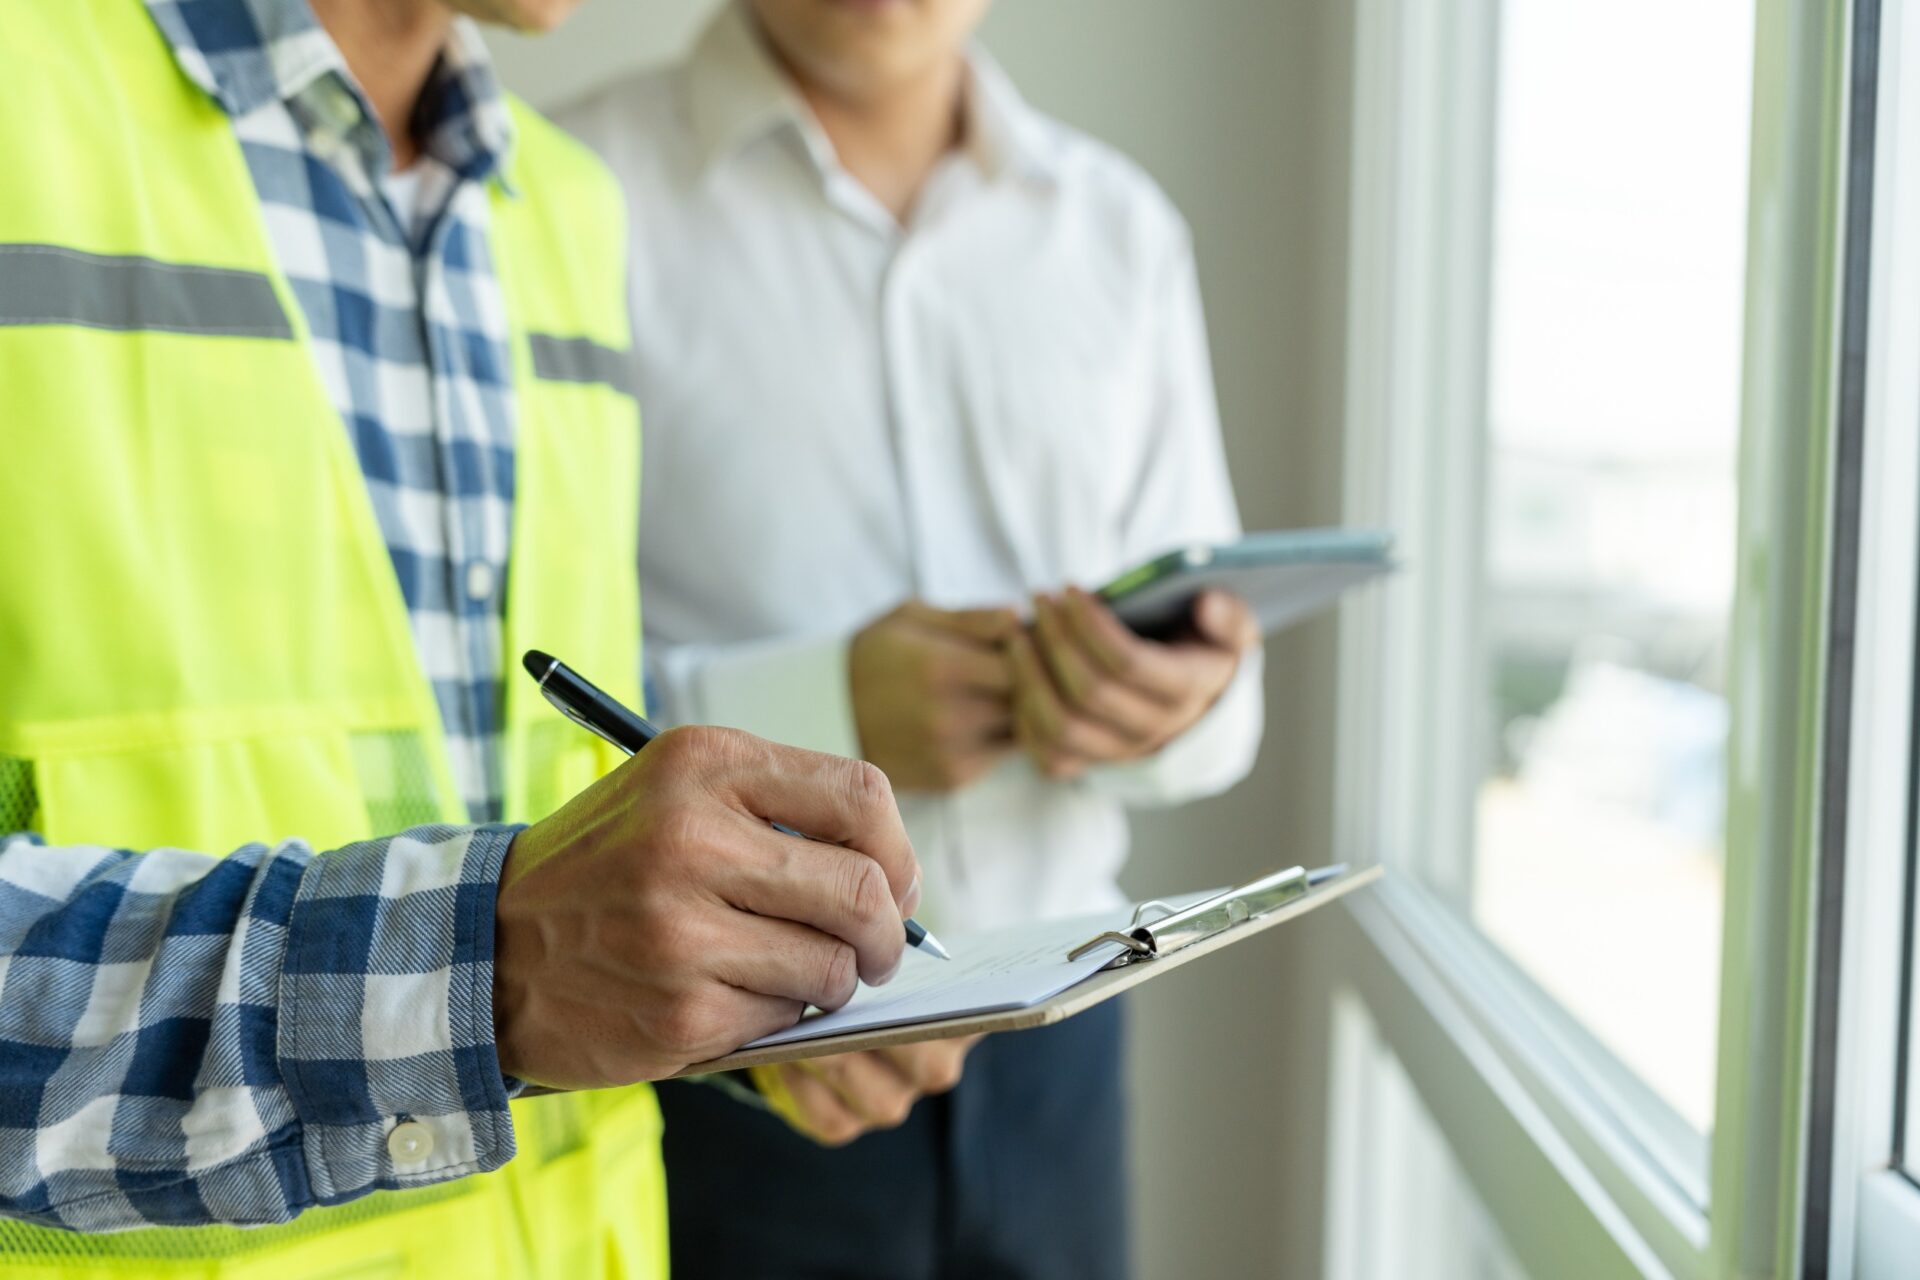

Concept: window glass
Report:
left=1463, top=1, right=1755, bottom=1131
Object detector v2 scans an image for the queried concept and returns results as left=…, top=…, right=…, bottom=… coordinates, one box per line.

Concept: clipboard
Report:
left=676, top=863, right=1382, bottom=1076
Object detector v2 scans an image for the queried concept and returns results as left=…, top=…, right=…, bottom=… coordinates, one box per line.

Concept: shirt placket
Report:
left=419, top=192, right=504, bottom=824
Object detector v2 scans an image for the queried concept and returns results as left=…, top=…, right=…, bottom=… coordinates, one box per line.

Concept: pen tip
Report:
left=920, top=934, right=951, bottom=961
left=522, top=650, right=555, bottom=681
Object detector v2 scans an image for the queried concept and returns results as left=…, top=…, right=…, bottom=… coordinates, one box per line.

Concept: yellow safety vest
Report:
left=0, top=1, right=666, bottom=1275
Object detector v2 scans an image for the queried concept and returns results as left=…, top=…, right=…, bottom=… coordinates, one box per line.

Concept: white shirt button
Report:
left=387, top=1121, right=434, bottom=1163
left=464, top=559, right=495, bottom=603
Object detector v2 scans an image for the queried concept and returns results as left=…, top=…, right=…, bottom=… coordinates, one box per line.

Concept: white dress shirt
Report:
left=557, top=4, right=1263, bottom=932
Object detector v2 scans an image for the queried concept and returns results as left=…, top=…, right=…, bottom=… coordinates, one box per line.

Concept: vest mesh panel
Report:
left=349, top=729, right=453, bottom=832
left=0, top=758, right=35, bottom=834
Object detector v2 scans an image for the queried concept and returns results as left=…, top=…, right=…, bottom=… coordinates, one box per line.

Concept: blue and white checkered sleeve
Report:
left=0, top=823, right=520, bottom=1232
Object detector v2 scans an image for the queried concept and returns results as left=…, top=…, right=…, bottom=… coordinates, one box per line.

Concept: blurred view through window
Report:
left=1463, top=2, right=1754, bottom=1132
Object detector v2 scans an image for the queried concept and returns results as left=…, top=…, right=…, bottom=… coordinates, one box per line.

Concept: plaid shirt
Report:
left=0, top=0, right=530, bottom=1231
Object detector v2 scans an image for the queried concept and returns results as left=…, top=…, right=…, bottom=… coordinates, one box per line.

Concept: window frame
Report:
left=1328, top=0, right=1856, bottom=1275
left=1816, top=1, right=1920, bottom=1272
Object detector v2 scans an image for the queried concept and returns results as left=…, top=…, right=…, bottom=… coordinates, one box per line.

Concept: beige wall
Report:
left=490, top=3, right=1353, bottom=1272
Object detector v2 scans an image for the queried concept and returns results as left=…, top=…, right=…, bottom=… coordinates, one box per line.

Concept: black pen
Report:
left=522, top=649, right=951, bottom=961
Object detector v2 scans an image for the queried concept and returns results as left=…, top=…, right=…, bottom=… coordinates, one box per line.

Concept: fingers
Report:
left=762, top=1052, right=922, bottom=1147
left=1007, top=630, right=1136, bottom=773
left=813, top=1050, right=920, bottom=1129
left=767, top=1063, right=867, bottom=1146
left=1055, top=588, right=1192, bottom=702
left=684, top=987, right=810, bottom=1065
left=756, top=1037, right=987, bottom=1146
left=927, top=637, right=1017, bottom=696
left=877, top=1035, right=980, bottom=1095
left=717, top=821, right=908, bottom=985
left=699, top=730, right=921, bottom=913
left=1031, top=595, right=1174, bottom=742
left=896, top=602, right=1017, bottom=694
left=930, top=691, right=1017, bottom=747
left=1056, top=587, right=1241, bottom=718
left=1190, top=589, right=1260, bottom=653
left=708, top=912, right=863, bottom=1011
left=900, top=601, right=1021, bottom=646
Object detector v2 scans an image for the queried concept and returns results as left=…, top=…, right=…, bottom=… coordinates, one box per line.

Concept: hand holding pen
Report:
left=492, top=653, right=941, bottom=1091
left=523, top=650, right=949, bottom=962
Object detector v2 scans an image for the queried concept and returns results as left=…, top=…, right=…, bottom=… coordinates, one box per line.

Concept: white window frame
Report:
left=1325, top=0, right=1857, bottom=1275
left=1818, top=1, right=1920, bottom=1273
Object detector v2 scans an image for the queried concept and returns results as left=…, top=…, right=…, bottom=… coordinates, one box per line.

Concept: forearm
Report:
left=0, top=824, right=517, bottom=1231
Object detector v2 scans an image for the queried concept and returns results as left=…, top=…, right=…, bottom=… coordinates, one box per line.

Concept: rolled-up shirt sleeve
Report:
left=0, top=823, right=518, bottom=1232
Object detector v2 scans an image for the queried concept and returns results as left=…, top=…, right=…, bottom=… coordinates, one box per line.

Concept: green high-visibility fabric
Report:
left=0, top=1, right=663, bottom=1274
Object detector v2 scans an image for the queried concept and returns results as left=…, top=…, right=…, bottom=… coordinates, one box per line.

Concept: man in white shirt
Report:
left=560, top=1, right=1262, bottom=1274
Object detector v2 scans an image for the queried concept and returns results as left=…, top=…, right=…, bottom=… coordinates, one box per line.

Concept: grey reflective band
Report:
left=527, top=333, right=636, bottom=397
left=0, top=244, right=292, bottom=338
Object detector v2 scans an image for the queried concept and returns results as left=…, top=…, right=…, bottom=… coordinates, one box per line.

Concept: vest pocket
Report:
left=507, top=1086, right=668, bottom=1280
left=34, top=729, right=373, bottom=855
left=516, top=720, right=621, bottom=825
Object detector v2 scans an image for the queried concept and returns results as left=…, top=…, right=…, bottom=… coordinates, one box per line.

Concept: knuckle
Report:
left=818, top=944, right=860, bottom=1008
left=667, top=724, right=749, bottom=771
left=838, top=856, right=893, bottom=926
left=647, top=804, right=714, bottom=864
left=922, top=1055, right=964, bottom=1093
left=818, top=1118, right=859, bottom=1147
left=845, top=758, right=895, bottom=819
left=651, top=723, right=702, bottom=761
left=653, top=991, right=720, bottom=1059
left=647, top=724, right=706, bottom=773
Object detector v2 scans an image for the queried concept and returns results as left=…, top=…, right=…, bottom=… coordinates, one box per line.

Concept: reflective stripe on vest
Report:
left=0, top=244, right=293, bottom=337
left=528, top=332, right=638, bottom=396
left=0, top=1, right=664, bottom=1275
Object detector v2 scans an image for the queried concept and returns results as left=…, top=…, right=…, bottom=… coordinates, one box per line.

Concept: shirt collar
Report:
left=144, top=0, right=515, bottom=187
left=682, top=1, right=1054, bottom=186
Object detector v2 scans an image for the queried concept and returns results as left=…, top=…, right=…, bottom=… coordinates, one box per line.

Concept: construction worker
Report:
left=0, top=0, right=931, bottom=1274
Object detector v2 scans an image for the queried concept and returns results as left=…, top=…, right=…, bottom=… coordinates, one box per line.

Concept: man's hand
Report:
left=849, top=601, right=1021, bottom=792
left=493, top=727, right=921, bottom=1090
left=1010, top=586, right=1258, bottom=779
left=749, top=1036, right=983, bottom=1146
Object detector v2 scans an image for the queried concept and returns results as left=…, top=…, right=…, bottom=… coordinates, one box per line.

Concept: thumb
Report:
left=1193, top=590, right=1259, bottom=653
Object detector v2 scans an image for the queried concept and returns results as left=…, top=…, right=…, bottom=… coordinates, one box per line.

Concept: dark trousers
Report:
left=657, top=1000, right=1131, bottom=1280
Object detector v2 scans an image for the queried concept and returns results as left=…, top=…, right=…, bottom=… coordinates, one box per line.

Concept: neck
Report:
left=308, top=0, right=454, bottom=170
left=792, top=58, right=967, bottom=224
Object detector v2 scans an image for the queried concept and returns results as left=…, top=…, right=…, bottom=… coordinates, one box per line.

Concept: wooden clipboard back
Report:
left=676, top=865, right=1382, bottom=1077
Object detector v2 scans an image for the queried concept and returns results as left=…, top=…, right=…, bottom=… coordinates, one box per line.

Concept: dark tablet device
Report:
left=1098, top=529, right=1396, bottom=641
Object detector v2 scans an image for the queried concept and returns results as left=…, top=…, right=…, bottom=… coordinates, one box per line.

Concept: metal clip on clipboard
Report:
left=1065, top=863, right=1346, bottom=966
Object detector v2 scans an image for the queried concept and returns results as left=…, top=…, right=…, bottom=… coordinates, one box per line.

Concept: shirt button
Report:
left=387, top=1121, right=434, bottom=1163
left=464, top=560, right=495, bottom=604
